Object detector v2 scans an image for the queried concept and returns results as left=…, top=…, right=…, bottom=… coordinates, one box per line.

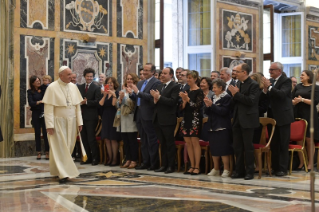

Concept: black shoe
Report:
left=295, top=165, right=304, bottom=171
left=135, top=164, right=150, bottom=170
left=92, top=159, right=99, bottom=166
left=80, top=160, right=92, bottom=165
left=155, top=166, right=167, bottom=172
left=183, top=167, right=194, bottom=175
left=165, top=167, right=175, bottom=174
left=231, top=172, right=245, bottom=179
left=244, top=174, right=254, bottom=180
left=59, top=178, right=68, bottom=184
left=147, top=166, right=157, bottom=171
left=275, top=171, right=287, bottom=177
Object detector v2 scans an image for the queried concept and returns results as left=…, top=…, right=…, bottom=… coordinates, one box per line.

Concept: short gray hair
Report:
left=212, top=78, right=226, bottom=91
left=220, top=67, right=232, bottom=76
left=211, top=70, right=220, bottom=77
left=272, top=62, right=283, bottom=72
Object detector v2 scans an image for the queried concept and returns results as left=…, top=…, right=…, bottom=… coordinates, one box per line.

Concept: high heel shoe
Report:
left=121, top=161, right=131, bottom=168
left=127, top=161, right=137, bottom=169
left=191, top=168, right=200, bottom=175
left=36, top=152, right=41, bottom=160
left=184, top=167, right=194, bottom=175
left=295, top=165, right=304, bottom=171
left=45, top=152, right=49, bottom=160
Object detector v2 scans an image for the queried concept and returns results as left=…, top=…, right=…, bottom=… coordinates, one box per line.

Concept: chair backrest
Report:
left=174, top=117, right=184, bottom=137
left=259, top=117, right=276, bottom=147
left=290, top=119, right=307, bottom=147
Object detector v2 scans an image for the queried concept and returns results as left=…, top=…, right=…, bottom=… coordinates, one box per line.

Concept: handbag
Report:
left=113, top=108, right=121, bottom=127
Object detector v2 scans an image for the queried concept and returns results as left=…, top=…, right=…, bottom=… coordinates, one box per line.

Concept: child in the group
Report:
left=41, top=75, right=52, bottom=93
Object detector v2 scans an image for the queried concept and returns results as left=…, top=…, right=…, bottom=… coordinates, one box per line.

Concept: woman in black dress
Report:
left=99, top=77, right=121, bottom=166
left=27, top=75, right=49, bottom=160
left=204, top=79, right=233, bottom=178
left=179, top=71, right=204, bottom=175
left=292, top=70, right=319, bottom=171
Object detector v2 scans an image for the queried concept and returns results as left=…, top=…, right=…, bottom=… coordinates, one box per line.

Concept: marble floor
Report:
left=0, top=157, right=317, bottom=212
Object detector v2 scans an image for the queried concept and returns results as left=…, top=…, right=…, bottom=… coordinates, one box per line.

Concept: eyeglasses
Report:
left=269, top=69, right=279, bottom=71
left=180, top=74, right=186, bottom=77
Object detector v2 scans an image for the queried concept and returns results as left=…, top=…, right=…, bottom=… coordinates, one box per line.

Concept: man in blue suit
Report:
left=129, top=63, right=161, bottom=170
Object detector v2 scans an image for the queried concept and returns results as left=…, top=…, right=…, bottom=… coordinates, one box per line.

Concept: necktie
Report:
left=162, top=84, right=167, bottom=92
left=137, top=80, right=148, bottom=106
left=271, top=79, right=277, bottom=86
left=85, top=84, right=89, bottom=93
left=180, top=84, right=184, bottom=90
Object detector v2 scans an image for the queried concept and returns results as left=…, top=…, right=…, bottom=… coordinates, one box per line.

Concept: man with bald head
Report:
left=43, top=66, right=84, bottom=184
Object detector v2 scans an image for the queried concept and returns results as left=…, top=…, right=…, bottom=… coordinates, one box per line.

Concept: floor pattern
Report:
left=0, top=157, right=317, bottom=211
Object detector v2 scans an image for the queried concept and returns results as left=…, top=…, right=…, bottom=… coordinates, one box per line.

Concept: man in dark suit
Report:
left=229, top=63, right=261, bottom=180
left=78, top=68, right=102, bottom=165
left=220, top=67, right=237, bottom=96
left=129, top=63, right=161, bottom=170
left=176, top=69, right=190, bottom=118
left=262, top=62, right=294, bottom=176
left=150, top=67, right=180, bottom=174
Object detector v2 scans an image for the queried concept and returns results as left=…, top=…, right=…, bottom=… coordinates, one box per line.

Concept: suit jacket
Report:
left=226, top=79, right=237, bottom=96
left=152, top=82, right=180, bottom=126
left=232, top=77, right=261, bottom=128
left=265, top=75, right=294, bottom=126
left=78, top=82, right=102, bottom=121
left=130, top=77, right=161, bottom=121
left=176, top=83, right=190, bottom=117
left=205, top=93, right=232, bottom=130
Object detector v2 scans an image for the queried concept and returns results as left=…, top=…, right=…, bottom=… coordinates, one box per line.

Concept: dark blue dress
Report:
left=101, top=91, right=121, bottom=140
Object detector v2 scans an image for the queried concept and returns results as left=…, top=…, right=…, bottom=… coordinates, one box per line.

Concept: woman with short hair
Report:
left=204, top=79, right=233, bottom=178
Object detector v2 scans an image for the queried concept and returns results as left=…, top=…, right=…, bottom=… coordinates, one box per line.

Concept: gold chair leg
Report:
left=158, top=144, right=162, bottom=168
left=289, top=150, right=294, bottom=175
left=267, top=151, right=272, bottom=177
left=177, top=146, right=181, bottom=172
left=119, top=141, right=124, bottom=166
left=204, top=148, right=208, bottom=174
left=302, top=150, right=308, bottom=173
left=258, top=151, right=262, bottom=179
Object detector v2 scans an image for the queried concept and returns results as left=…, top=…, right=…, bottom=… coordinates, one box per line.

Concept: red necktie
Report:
left=85, top=84, right=89, bottom=93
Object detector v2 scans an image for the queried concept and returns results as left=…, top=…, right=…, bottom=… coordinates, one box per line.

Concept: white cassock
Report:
left=43, top=78, right=83, bottom=179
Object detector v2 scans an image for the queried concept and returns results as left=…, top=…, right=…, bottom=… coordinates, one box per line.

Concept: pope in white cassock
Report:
left=42, top=66, right=83, bottom=184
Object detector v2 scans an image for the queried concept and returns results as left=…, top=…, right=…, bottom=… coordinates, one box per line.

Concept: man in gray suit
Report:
left=129, top=63, right=161, bottom=170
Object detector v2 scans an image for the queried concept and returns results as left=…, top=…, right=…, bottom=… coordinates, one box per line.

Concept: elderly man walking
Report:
left=43, top=66, right=83, bottom=184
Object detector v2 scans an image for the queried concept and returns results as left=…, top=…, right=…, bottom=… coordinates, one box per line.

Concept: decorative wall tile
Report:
left=60, top=39, right=112, bottom=84
left=117, top=0, right=143, bottom=39
left=309, top=26, right=319, bottom=61
left=20, top=0, right=55, bottom=30
left=222, top=55, right=255, bottom=72
left=309, top=65, right=319, bottom=71
left=222, top=9, right=253, bottom=52
left=117, top=44, right=143, bottom=85
left=20, top=35, right=55, bottom=128
left=61, top=0, right=112, bottom=35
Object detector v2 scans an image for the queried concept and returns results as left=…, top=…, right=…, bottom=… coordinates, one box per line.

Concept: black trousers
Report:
left=32, top=111, right=49, bottom=152
left=121, top=132, right=138, bottom=161
left=154, top=123, right=176, bottom=168
left=232, top=124, right=255, bottom=175
left=270, top=124, right=290, bottom=172
left=81, top=119, right=99, bottom=161
left=136, top=109, right=159, bottom=167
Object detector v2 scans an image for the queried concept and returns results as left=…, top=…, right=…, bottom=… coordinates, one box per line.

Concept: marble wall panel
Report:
left=20, top=0, right=55, bottom=30
left=61, top=0, right=112, bottom=35
left=309, top=26, right=319, bottom=61
left=20, top=35, right=55, bottom=128
left=60, top=39, right=112, bottom=84
left=117, top=0, right=143, bottom=39
left=117, top=44, right=143, bottom=86
left=221, top=9, right=254, bottom=52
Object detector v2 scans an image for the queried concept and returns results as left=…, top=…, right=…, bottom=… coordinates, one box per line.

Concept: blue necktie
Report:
left=137, top=80, right=148, bottom=106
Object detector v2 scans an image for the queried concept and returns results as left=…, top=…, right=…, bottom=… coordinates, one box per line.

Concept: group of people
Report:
left=27, top=61, right=319, bottom=183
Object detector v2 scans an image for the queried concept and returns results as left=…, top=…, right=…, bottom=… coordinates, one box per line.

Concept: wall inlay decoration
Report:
left=62, top=0, right=112, bottom=35
left=222, top=9, right=253, bottom=52
left=222, top=56, right=254, bottom=72
left=116, top=0, right=143, bottom=39
left=61, top=39, right=112, bottom=84
left=309, top=65, right=319, bottom=71
left=20, top=35, right=55, bottom=128
left=20, top=0, right=55, bottom=30
left=309, top=26, right=319, bottom=61
left=117, top=44, right=143, bottom=85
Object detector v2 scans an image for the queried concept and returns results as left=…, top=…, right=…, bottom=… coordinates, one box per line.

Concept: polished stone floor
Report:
left=0, top=156, right=317, bottom=211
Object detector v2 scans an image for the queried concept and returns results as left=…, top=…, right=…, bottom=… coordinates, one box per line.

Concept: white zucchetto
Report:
left=58, top=66, right=69, bottom=73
